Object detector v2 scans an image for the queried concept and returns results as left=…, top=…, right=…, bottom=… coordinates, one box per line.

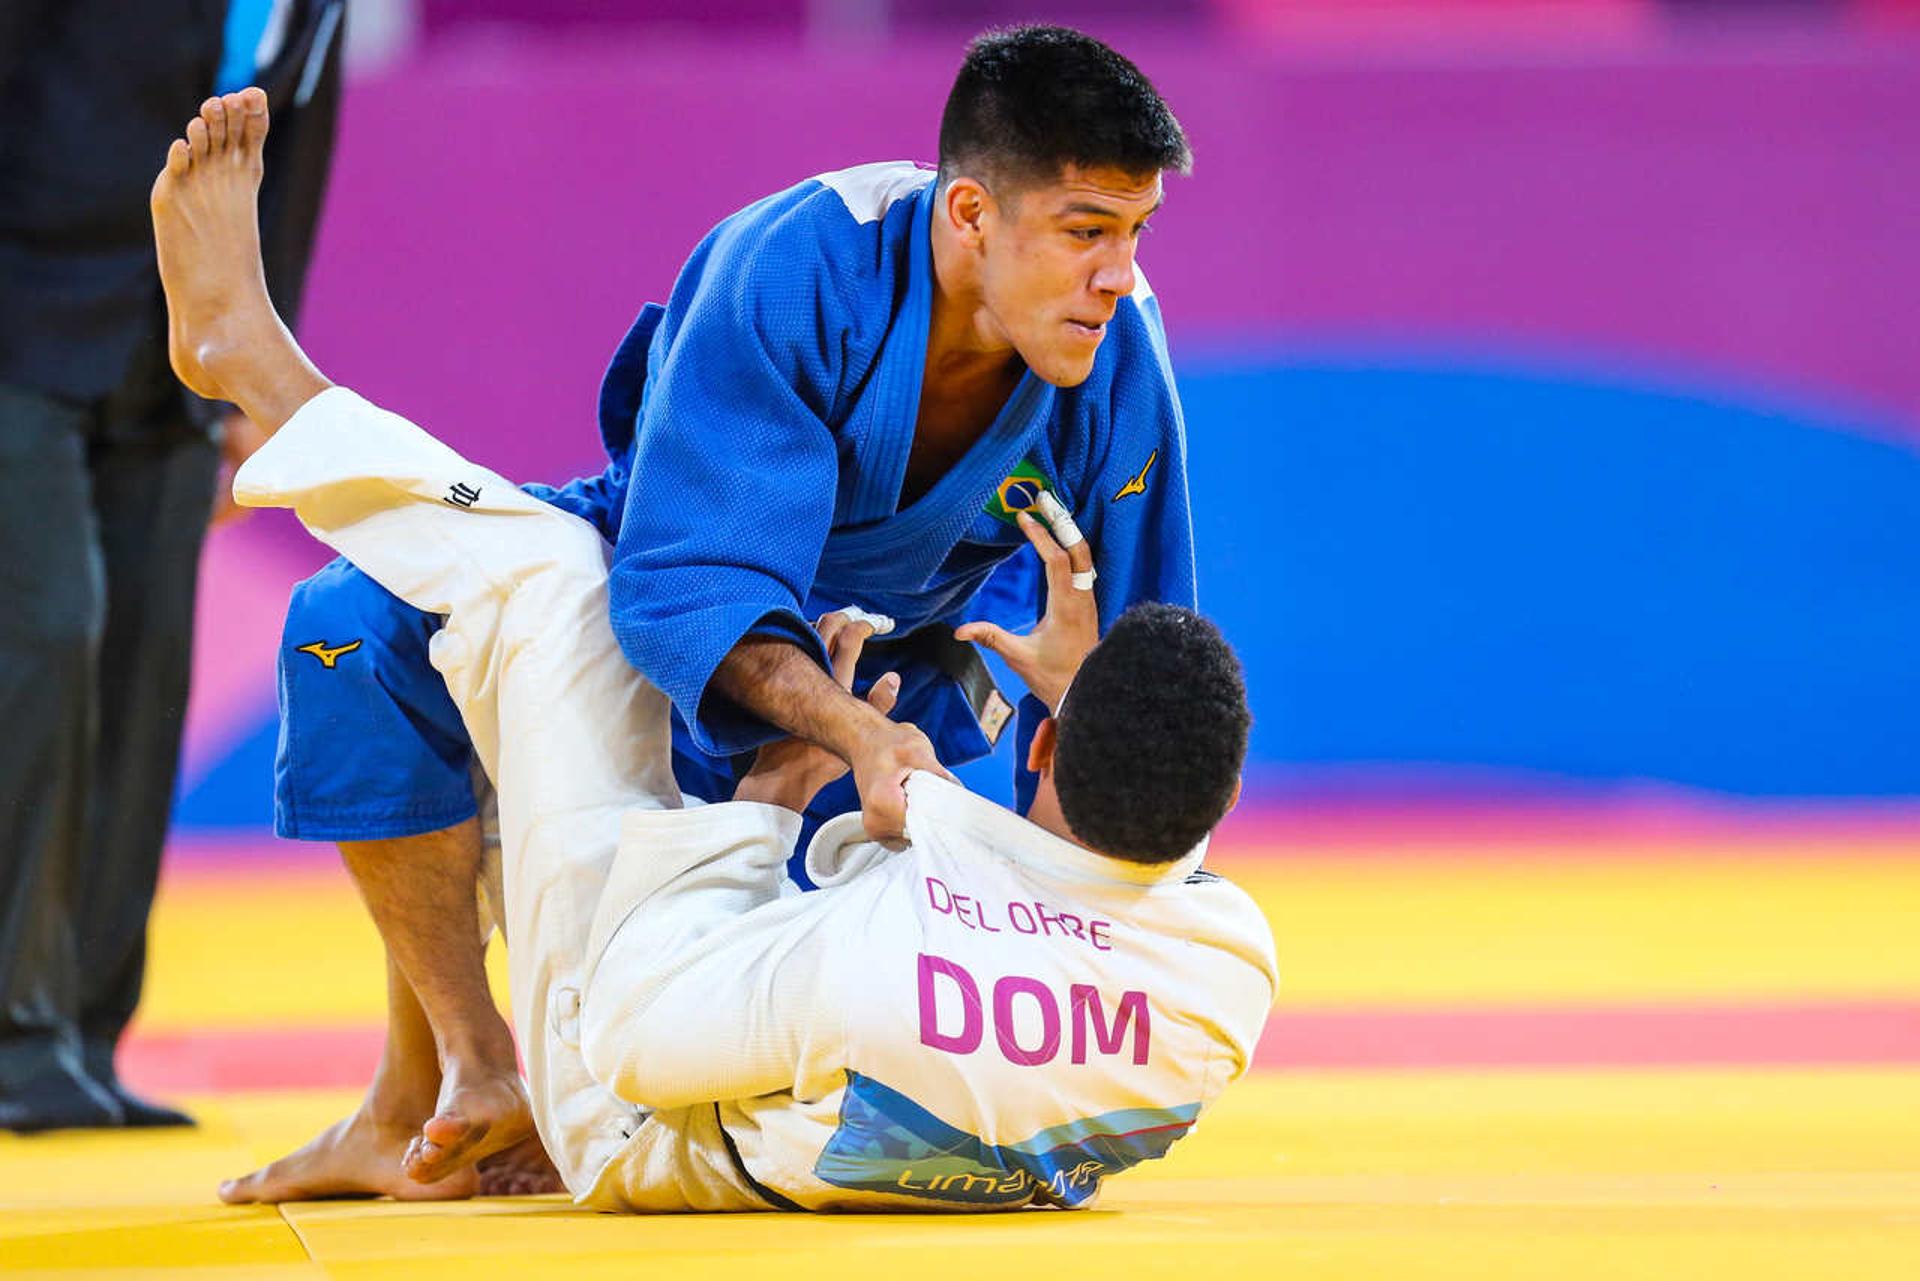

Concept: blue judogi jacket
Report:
left=586, top=162, right=1197, bottom=773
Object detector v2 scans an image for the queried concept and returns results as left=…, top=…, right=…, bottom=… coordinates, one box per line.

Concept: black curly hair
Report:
left=937, top=25, right=1191, bottom=197
left=1052, top=604, right=1250, bottom=864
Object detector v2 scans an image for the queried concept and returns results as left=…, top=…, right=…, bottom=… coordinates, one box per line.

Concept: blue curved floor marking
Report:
left=174, top=353, right=1920, bottom=829
left=175, top=709, right=280, bottom=830
left=1178, top=355, right=1920, bottom=796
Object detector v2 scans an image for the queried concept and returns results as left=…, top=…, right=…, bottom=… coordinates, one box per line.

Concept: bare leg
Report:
left=153, top=95, right=554, bottom=1193
left=218, top=821, right=543, bottom=1199
left=219, top=952, right=474, bottom=1202
left=339, top=824, right=535, bottom=1183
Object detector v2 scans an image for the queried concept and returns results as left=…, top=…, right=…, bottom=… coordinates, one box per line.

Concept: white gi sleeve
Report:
left=579, top=801, right=857, bottom=1112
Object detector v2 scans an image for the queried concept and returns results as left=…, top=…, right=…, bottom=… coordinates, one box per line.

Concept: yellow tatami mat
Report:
left=136, top=846, right=1920, bottom=1034
left=6, top=833, right=1918, bottom=1278
left=4, top=1070, right=1917, bottom=1279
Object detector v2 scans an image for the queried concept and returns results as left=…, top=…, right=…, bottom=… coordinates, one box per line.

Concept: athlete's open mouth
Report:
left=1066, top=319, right=1108, bottom=338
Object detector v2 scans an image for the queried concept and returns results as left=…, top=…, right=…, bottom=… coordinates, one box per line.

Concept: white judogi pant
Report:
left=236, top=387, right=1280, bottom=1214
left=236, top=388, right=764, bottom=1204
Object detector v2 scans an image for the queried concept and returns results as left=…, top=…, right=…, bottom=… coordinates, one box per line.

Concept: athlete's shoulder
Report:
left=713, top=161, right=932, bottom=263
left=808, top=160, right=939, bottom=225
left=694, top=162, right=933, bottom=336
left=1155, top=864, right=1279, bottom=995
left=1175, top=864, right=1265, bottom=918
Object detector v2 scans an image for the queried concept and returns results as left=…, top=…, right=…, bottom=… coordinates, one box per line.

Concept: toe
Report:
left=238, top=87, right=270, bottom=149
left=186, top=116, right=208, bottom=156
left=219, top=1171, right=268, bottom=1204
left=405, top=1114, right=490, bottom=1182
left=201, top=97, right=226, bottom=151
left=404, top=1136, right=452, bottom=1179
left=222, top=91, right=251, bottom=132
left=420, top=1112, right=470, bottom=1145
left=166, top=138, right=189, bottom=175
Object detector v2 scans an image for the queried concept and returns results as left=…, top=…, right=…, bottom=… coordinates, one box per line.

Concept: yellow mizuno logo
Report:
left=296, top=639, right=363, bottom=669
left=1113, top=449, right=1158, bottom=501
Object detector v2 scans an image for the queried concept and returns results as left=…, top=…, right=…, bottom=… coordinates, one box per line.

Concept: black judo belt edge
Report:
left=866, top=625, right=1016, bottom=748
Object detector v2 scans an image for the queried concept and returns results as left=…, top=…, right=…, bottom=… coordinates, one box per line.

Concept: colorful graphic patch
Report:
left=813, top=1071, right=1199, bottom=1207
left=985, top=458, right=1057, bottom=526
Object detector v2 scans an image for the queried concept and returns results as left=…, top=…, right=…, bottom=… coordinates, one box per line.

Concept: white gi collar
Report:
left=901, top=772, right=1209, bottom=887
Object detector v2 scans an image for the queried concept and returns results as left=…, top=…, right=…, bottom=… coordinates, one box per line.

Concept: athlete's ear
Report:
left=1027, top=717, right=1058, bottom=775
left=1227, top=776, right=1243, bottom=814
left=944, top=176, right=990, bottom=248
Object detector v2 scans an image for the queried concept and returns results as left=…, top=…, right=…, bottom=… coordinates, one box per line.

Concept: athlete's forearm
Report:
left=711, top=634, right=886, bottom=764
left=730, top=766, right=829, bottom=814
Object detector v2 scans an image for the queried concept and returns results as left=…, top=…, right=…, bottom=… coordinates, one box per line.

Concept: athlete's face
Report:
left=978, top=165, right=1164, bottom=388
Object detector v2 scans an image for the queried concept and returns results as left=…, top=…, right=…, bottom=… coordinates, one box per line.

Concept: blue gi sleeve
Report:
left=607, top=222, right=845, bottom=757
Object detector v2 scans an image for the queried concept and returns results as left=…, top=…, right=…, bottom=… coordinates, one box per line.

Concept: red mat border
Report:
left=119, top=1000, right=1920, bottom=1094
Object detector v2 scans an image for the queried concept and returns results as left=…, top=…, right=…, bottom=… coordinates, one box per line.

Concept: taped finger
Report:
left=828, top=605, right=896, bottom=636
left=1033, top=491, right=1085, bottom=549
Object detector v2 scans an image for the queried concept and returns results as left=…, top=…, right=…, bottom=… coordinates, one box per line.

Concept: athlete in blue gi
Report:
left=219, top=27, right=1200, bottom=1201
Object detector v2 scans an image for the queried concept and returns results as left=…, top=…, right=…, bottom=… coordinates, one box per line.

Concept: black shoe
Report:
left=101, top=1081, right=193, bottom=1128
left=0, top=1065, right=125, bottom=1133
left=79, top=1039, right=194, bottom=1127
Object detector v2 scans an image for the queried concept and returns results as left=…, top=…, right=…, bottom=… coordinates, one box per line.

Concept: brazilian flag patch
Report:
left=985, top=458, right=1055, bottom=526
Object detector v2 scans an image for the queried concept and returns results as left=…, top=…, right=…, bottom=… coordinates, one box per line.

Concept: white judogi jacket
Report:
left=583, top=775, right=1278, bottom=1213
left=236, top=387, right=1279, bottom=1215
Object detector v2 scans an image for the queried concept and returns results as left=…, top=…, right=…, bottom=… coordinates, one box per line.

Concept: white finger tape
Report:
left=831, top=605, right=896, bottom=636
left=1071, top=569, right=1097, bottom=591
left=1033, top=491, right=1086, bottom=549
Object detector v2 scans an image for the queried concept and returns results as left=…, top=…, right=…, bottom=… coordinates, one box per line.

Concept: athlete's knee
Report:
left=280, top=556, right=442, bottom=703
left=275, top=556, right=478, bottom=842
left=287, top=555, right=431, bottom=653
left=338, top=815, right=483, bottom=867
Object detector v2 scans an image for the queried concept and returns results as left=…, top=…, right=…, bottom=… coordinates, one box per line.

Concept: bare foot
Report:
left=219, top=1105, right=478, bottom=1204
left=149, top=89, right=273, bottom=401
left=476, top=1134, right=564, bottom=1197
left=400, top=1060, right=537, bottom=1186
left=149, top=88, right=327, bottom=428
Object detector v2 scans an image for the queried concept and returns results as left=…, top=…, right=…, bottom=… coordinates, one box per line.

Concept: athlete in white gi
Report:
left=153, top=89, right=1277, bottom=1212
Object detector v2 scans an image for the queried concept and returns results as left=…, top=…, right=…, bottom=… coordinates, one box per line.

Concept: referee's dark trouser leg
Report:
left=0, top=368, right=217, bottom=1132
left=0, top=382, right=117, bottom=1130
left=75, top=392, right=217, bottom=1115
